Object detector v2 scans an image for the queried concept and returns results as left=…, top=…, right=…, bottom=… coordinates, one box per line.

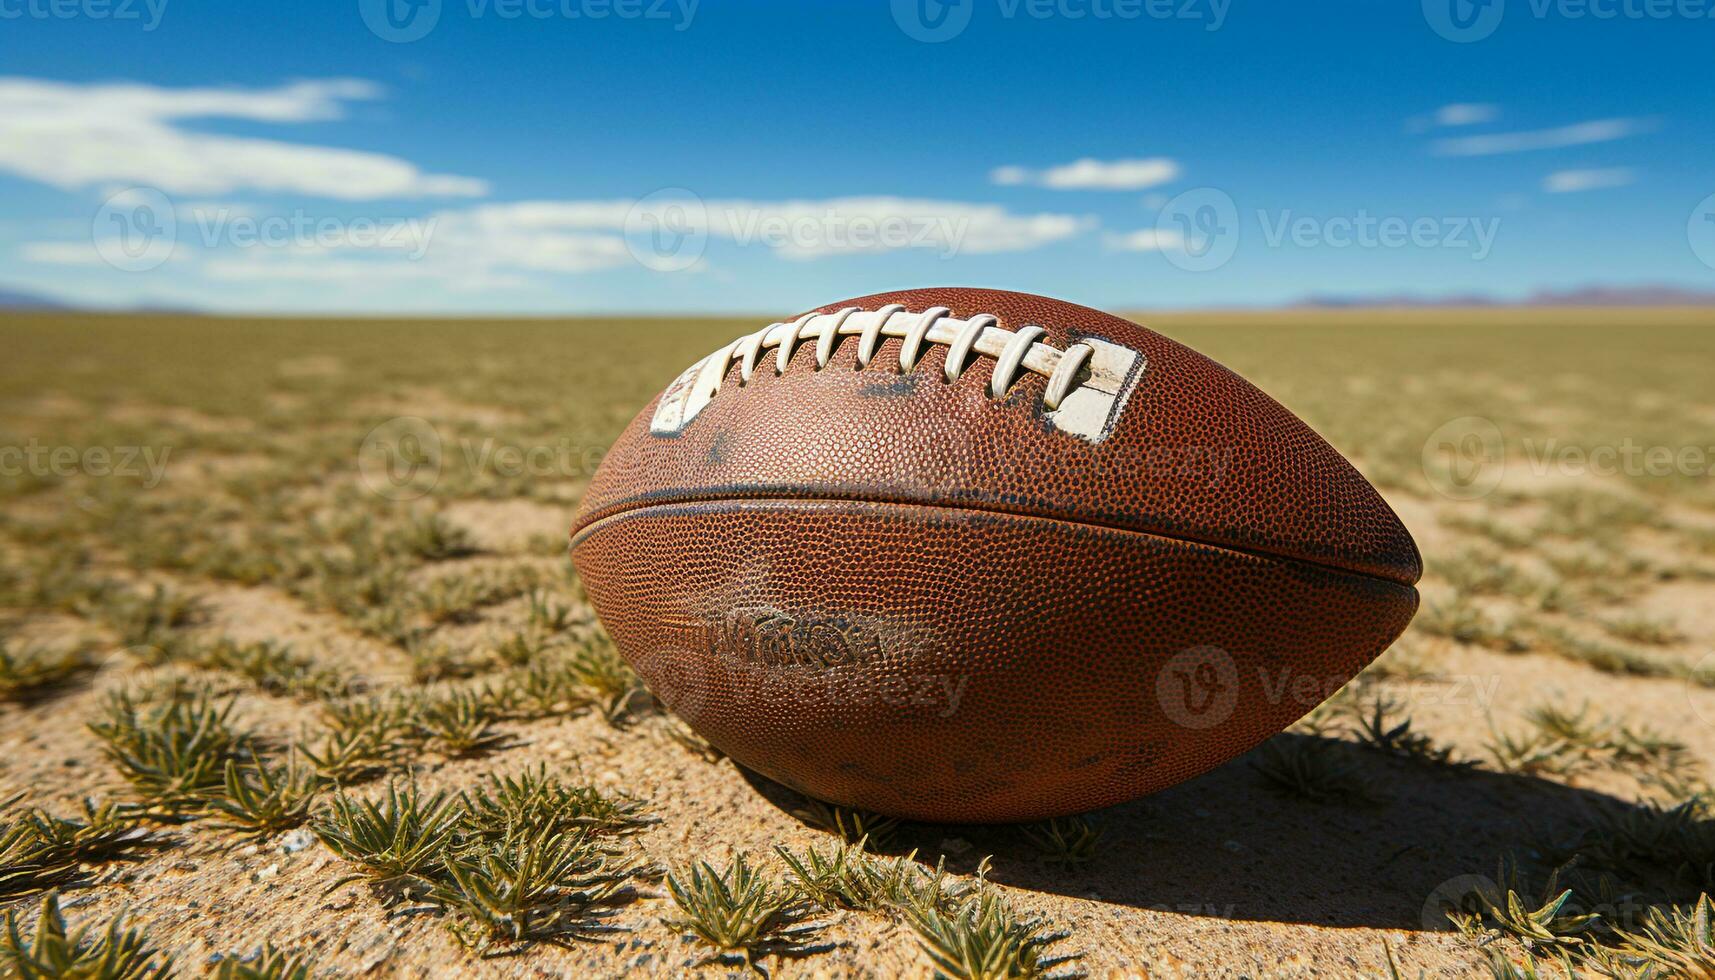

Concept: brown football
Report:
left=570, top=287, right=1420, bottom=823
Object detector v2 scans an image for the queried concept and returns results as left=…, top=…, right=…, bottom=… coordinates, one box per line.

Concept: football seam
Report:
left=569, top=493, right=1423, bottom=592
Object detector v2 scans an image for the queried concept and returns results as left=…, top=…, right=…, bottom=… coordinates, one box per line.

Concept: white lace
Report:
left=650, top=305, right=1144, bottom=443
left=702, top=306, right=1097, bottom=411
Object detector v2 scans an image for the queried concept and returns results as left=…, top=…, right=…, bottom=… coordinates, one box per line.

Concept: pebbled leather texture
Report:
left=571, top=287, right=1421, bottom=823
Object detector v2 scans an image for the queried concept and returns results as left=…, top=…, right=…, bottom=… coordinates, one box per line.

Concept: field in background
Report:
left=1, top=306, right=1713, bottom=977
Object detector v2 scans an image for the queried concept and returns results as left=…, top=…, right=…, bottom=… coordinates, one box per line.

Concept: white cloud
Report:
left=705, top=197, right=1090, bottom=258
left=1103, top=228, right=1184, bottom=252
left=203, top=254, right=444, bottom=282
left=1431, top=117, right=1652, bottom=156
left=1435, top=103, right=1499, bottom=127
left=0, top=77, right=488, bottom=200
left=990, top=157, right=1180, bottom=191
left=1543, top=167, right=1636, bottom=193
left=137, top=195, right=1089, bottom=289
left=19, top=242, right=108, bottom=266
left=433, top=196, right=1089, bottom=265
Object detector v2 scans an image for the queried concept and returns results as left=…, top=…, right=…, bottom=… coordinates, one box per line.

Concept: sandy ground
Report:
left=3, top=307, right=1714, bottom=977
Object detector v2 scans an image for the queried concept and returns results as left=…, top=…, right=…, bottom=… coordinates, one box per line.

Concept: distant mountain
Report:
left=0, top=286, right=69, bottom=310
left=1294, top=284, right=1715, bottom=309
left=0, top=288, right=203, bottom=315
left=1293, top=292, right=1500, bottom=309
left=1522, top=285, right=1715, bottom=306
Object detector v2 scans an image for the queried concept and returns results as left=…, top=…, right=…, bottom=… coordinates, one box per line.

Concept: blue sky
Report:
left=2, top=0, right=1712, bottom=314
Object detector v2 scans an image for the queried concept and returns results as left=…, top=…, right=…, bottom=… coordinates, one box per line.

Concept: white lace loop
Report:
left=899, top=306, right=950, bottom=373
left=943, top=314, right=996, bottom=383
left=857, top=303, right=904, bottom=367
left=1043, top=342, right=1094, bottom=411
left=816, top=307, right=860, bottom=368
left=989, top=325, right=1046, bottom=399
left=773, top=312, right=818, bottom=375
left=734, top=331, right=767, bottom=384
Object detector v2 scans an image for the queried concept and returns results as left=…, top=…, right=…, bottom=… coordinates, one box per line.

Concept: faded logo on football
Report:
left=699, top=608, right=884, bottom=670
left=1156, top=645, right=1239, bottom=730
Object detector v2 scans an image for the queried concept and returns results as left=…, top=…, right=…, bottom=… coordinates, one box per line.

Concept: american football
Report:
left=10, top=7, right=1708, bottom=973
left=571, top=287, right=1421, bottom=822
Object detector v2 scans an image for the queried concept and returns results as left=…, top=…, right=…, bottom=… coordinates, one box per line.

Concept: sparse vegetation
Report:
left=458, top=766, right=648, bottom=839
left=210, top=943, right=318, bottom=980
left=1449, top=860, right=1600, bottom=951
left=0, top=640, right=98, bottom=703
left=664, top=854, right=813, bottom=969
left=907, top=887, right=1076, bottom=980
left=778, top=837, right=888, bottom=913
left=312, top=782, right=463, bottom=902
left=3, top=305, right=1713, bottom=975
left=1606, top=892, right=1715, bottom=976
left=1349, top=696, right=1469, bottom=768
left=208, top=755, right=319, bottom=839
left=0, top=892, right=172, bottom=978
left=310, top=773, right=653, bottom=952
left=413, top=688, right=509, bottom=756
left=88, top=686, right=256, bottom=815
left=791, top=799, right=902, bottom=850
left=436, top=824, right=634, bottom=953
left=1019, top=816, right=1105, bottom=868
left=1252, top=737, right=1383, bottom=805
left=94, top=583, right=202, bottom=651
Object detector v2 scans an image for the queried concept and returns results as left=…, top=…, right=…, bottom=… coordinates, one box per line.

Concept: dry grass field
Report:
left=1, top=305, right=1713, bottom=978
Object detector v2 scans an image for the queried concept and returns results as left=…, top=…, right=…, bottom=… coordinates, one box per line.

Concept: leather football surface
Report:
left=571, top=287, right=1421, bottom=823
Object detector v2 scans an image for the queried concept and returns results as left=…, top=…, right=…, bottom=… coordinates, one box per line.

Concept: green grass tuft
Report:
left=210, top=943, right=318, bottom=980
left=0, top=640, right=98, bottom=703
left=312, top=782, right=463, bottom=902
left=0, top=892, right=172, bottom=979
left=88, top=686, right=255, bottom=815
left=664, top=853, right=813, bottom=970
left=435, top=824, right=633, bottom=954
left=906, top=887, right=1076, bottom=980
left=209, top=755, right=320, bottom=839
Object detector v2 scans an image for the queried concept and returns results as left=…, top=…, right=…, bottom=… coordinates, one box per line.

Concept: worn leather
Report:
left=571, top=287, right=1420, bottom=822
